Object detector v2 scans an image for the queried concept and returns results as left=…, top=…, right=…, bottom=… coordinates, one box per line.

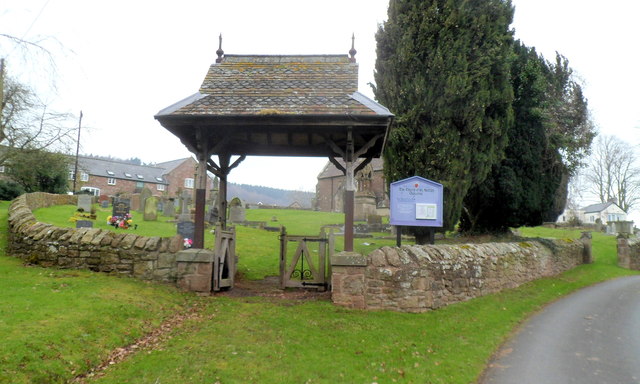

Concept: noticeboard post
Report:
left=389, top=176, right=443, bottom=245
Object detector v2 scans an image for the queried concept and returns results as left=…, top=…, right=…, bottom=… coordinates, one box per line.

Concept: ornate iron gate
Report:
left=279, top=227, right=333, bottom=291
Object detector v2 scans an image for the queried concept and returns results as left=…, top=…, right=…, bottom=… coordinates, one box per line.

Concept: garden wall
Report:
left=617, top=236, right=640, bottom=270
left=332, top=238, right=588, bottom=313
left=8, top=193, right=183, bottom=283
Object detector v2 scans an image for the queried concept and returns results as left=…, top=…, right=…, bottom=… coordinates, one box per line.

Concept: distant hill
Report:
left=226, top=183, right=315, bottom=208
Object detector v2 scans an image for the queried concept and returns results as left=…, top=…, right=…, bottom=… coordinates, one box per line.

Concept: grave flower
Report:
left=183, top=238, right=193, bottom=249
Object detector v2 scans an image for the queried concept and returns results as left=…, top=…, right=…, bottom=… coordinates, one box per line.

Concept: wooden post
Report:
left=193, top=136, right=209, bottom=249
left=344, top=129, right=355, bottom=252
left=396, top=226, right=402, bottom=247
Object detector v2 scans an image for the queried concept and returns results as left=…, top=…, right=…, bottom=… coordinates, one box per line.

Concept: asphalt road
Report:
left=480, top=276, right=640, bottom=384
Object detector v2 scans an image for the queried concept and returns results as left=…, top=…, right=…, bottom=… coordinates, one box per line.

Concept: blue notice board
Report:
left=390, top=176, right=443, bottom=227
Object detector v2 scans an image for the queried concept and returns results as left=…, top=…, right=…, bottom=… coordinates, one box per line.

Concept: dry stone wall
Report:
left=8, top=193, right=183, bottom=283
left=332, top=239, right=587, bottom=313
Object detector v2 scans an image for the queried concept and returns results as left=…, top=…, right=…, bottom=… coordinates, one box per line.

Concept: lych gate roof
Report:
left=155, top=53, right=393, bottom=158
left=159, top=55, right=385, bottom=117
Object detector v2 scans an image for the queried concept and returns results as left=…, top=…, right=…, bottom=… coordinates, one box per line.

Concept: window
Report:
left=157, top=184, right=165, bottom=191
left=68, top=170, right=75, bottom=181
left=124, top=173, right=132, bottom=178
left=80, top=186, right=100, bottom=196
left=184, top=178, right=194, bottom=189
left=0, top=166, right=5, bottom=173
left=136, top=181, right=144, bottom=189
left=81, top=172, right=89, bottom=182
left=106, top=170, right=115, bottom=176
left=107, top=178, right=116, bottom=185
left=137, top=174, right=144, bottom=179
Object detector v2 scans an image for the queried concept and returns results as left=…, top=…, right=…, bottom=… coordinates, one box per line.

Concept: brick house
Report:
left=72, top=156, right=212, bottom=197
left=315, top=158, right=388, bottom=212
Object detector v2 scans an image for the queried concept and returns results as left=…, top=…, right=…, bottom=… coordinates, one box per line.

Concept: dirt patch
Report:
left=71, top=303, right=205, bottom=383
left=218, top=275, right=331, bottom=301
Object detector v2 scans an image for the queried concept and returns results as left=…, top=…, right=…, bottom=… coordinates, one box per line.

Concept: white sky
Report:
left=2, top=0, right=639, bottom=220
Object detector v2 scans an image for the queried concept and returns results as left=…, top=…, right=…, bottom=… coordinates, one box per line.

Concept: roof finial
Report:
left=349, top=33, right=357, bottom=63
left=216, top=34, right=224, bottom=63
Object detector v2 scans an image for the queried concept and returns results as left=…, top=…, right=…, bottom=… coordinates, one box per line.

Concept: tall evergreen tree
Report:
left=373, top=0, right=515, bottom=238
left=461, top=41, right=561, bottom=232
left=461, top=42, right=594, bottom=232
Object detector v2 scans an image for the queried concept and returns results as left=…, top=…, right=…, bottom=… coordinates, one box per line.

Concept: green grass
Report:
left=88, top=225, right=636, bottom=384
left=12, top=203, right=639, bottom=383
left=1, top=201, right=198, bottom=384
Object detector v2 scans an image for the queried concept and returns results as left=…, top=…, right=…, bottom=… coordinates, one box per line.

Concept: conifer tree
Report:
left=373, top=0, right=515, bottom=238
left=460, top=42, right=594, bottom=232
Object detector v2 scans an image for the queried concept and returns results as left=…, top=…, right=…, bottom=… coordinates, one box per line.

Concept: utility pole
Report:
left=72, top=111, right=83, bottom=193
left=0, top=58, right=4, bottom=121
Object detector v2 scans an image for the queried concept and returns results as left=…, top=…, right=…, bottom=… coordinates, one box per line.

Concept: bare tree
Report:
left=585, top=135, right=640, bottom=212
left=1, top=73, right=76, bottom=159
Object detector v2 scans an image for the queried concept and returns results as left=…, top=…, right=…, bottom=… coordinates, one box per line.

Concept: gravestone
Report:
left=228, top=197, right=246, bottom=223
left=129, top=194, right=141, bottom=211
left=139, top=188, right=153, bottom=213
left=177, top=221, right=195, bottom=241
left=206, top=205, right=219, bottom=224
left=144, top=196, right=159, bottom=221
left=75, top=220, right=93, bottom=229
left=77, top=195, right=92, bottom=212
left=112, top=199, right=131, bottom=217
left=100, top=200, right=109, bottom=209
left=163, top=198, right=176, bottom=217
left=178, top=190, right=193, bottom=221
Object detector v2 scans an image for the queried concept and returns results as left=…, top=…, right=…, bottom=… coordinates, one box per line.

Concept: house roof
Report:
left=155, top=53, right=393, bottom=158
left=317, top=158, right=384, bottom=179
left=154, top=157, right=194, bottom=174
left=76, top=156, right=170, bottom=184
left=582, top=202, right=619, bottom=213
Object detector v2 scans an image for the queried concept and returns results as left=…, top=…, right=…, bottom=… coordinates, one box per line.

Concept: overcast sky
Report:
left=2, top=0, right=639, bottom=219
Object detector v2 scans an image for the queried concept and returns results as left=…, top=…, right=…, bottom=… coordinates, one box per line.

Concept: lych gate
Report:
left=155, top=37, right=392, bottom=292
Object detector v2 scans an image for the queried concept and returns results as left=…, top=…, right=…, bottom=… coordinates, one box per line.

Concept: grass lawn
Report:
left=11, top=202, right=638, bottom=383
left=0, top=201, right=198, bottom=384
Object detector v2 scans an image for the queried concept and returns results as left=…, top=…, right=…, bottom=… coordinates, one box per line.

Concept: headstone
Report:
left=130, top=194, right=141, bottom=211
left=178, top=190, right=193, bottom=221
left=75, top=220, right=93, bottom=228
left=206, top=205, right=219, bottom=223
left=77, top=195, right=92, bottom=212
left=139, top=188, right=153, bottom=213
left=112, top=199, right=131, bottom=217
left=100, top=200, right=109, bottom=209
left=144, top=196, right=159, bottom=221
left=163, top=198, right=176, bottom=217
left=229, top=197, right=246, bottom=223
left=177, top=221, right=195, bottom=241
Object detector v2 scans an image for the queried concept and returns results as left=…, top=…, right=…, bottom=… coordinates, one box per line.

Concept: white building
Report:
left=557, top=201, right=628, bottom=225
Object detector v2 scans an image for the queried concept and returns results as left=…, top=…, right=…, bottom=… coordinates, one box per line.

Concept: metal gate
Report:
left=279, top=227, right=333, bottom=291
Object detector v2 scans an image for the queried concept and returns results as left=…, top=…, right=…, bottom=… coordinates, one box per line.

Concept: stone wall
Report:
left=8, top=193, right=183, bottom=283
left=617, top=236, right=640, bottom=270
left=332, top=238, right=587, bottom=313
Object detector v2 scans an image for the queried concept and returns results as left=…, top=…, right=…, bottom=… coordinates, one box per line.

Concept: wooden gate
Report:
left=279, top=227, right=334, bottom=291
left=213, top=225, right=236, bottom=291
